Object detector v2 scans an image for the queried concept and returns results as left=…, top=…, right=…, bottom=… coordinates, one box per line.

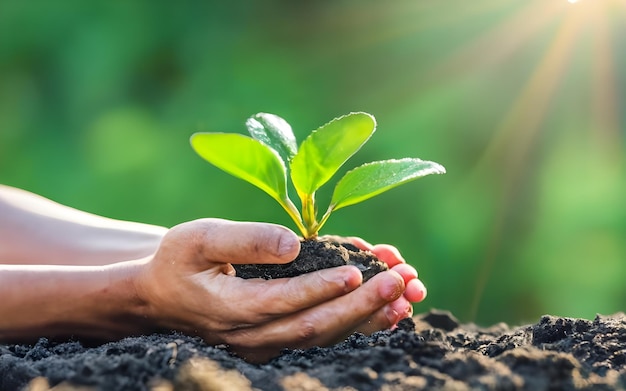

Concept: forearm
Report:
left=0, top=185, right=167, bottom=265
left=0, top=261, right=155, bottom=342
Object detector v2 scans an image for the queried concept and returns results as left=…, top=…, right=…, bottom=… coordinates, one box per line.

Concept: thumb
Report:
left=163, top=218, right=300, bottom=265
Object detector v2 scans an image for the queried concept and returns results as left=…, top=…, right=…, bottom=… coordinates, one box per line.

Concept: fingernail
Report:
left=321, top=266, right=362, bottom=291
left=402, top=303, right=412, bottom=318
left=277, top=233, right=299, bottom=258
left=379, top=273, right=404, bottom=301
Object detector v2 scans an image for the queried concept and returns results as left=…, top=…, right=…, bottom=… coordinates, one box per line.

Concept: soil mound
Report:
left=2, top=310, right=626, bottom=390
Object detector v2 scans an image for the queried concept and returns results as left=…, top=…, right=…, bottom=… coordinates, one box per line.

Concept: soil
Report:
left=233, top=238, right=388, bottom=282
left=2, top=310, right=626, bottom=390
left=3, top=242, right=626, bottom=390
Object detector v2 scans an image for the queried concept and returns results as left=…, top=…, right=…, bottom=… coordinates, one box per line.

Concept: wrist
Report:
left=102, top=259, right=162, bottom=338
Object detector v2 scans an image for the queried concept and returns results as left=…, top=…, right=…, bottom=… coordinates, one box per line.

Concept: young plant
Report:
left=190, top=112, right=445, bottom=239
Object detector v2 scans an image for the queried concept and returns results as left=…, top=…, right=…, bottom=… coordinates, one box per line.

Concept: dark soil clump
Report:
left=233, top=238, right=388, bottom=282
left=3, top=310, right=626, bottom=390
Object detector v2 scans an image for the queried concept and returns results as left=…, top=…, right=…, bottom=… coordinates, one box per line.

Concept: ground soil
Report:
left=2, top=242, right=626, bottom=390
left=233, top=238, right=388, bottom=282
left=2, top=310, right=626, bottom=390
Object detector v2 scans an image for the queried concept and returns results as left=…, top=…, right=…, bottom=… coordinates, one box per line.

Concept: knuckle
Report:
left=280, top=278, right=309, bottom=306
left=257, top=280, right=305, bottom=314
left=166, top=220, right=213, bottom=251
left=295, top=319, right=319, bottom=343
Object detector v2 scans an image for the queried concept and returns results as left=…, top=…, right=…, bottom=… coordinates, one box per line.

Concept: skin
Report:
left=0, top=185, right=427, bottom=363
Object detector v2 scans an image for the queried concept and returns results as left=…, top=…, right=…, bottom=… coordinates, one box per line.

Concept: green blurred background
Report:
left=1, top=0, right=624, bottom=326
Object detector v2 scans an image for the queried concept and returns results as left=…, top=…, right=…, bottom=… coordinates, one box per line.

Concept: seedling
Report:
left=191, top=112, right=445, bottom=239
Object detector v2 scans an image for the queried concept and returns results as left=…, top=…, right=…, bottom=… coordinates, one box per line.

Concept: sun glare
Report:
left=449, top=0, right=625, bottom=319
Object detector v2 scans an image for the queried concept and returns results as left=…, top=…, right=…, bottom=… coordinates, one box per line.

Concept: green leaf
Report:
left=246, top=113, right=298, bottom=164
left=290, top=112, right=376, bottom=196
left=190, top=132, right=290, bottom=203
left=330, top=158, right=446, bottom=211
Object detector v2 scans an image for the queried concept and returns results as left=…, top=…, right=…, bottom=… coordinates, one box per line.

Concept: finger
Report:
left=355, top=297, right=413, bottom=335
left=218, top=265, right=363, bottom=324
left=404, top=278, right=427, bottom=303
left=369, top=244, right=405, bottom=268
left=167, top=218, right=300, bottom=265
left=390, top=263, right=418, bottom=284
left=237, top=297, right=414, bottom=363
left=389, top=262, right=425, bottom=303
left=223, top=270, right=405, bottom=351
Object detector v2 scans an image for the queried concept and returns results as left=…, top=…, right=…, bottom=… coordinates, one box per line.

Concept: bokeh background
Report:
left=1, top=0, right=624, bottom=326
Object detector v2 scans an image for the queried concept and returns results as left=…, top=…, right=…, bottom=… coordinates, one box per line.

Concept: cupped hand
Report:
left=134, top=219, right=407, bottom=362
left=346, top=236, right=427, bottom=332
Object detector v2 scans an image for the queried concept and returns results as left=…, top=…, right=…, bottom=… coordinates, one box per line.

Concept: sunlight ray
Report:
left=350, top=1, right=567, bottom=117
left=423, top=1, right=565, bottom=80
left=589, top=3, right=622, bottom=156
left=468, top=10, right=587, bottom=320
left=364, top=0, right=515, bottom=48
left=473, top=9, right=586, bottom=174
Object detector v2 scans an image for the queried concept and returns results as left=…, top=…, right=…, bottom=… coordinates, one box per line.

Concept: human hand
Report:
left=134, top=219, right=408, bottom=362
left=346, top=236, right=427, bottom=330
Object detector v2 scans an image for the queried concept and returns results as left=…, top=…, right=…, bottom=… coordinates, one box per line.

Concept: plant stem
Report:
left=279, top=197, right=308, bottom=238
left=301, top=192, right=318, bottom=239
left=314, top=204, right=335, bottom=235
